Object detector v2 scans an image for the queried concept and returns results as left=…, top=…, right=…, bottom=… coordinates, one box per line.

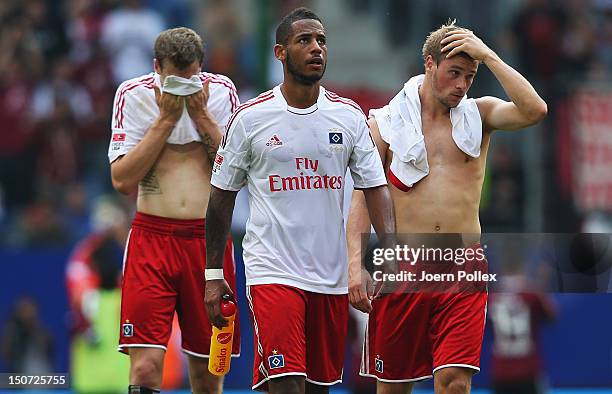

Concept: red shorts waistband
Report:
left=132, top=212, right=205, bottom=238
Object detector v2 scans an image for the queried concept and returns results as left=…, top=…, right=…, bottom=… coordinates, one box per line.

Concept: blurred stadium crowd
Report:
left=0, top=0, right=611, bottom=248
left=0, top=0, right=611, bottom=391
left=0, top=0, right=258, bottom=247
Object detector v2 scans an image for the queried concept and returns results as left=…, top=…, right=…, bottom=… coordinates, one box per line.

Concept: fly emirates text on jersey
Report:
left=268, top=157, right=343, bottom=192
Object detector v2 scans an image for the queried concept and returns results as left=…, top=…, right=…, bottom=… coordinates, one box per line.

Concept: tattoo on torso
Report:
left=139, top=168, right=162, bottom=195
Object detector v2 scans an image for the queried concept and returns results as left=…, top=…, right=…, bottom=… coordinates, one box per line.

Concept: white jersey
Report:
left=212, top=85, right=387, bottom=294
left=108, top=72, right=239, bottom=163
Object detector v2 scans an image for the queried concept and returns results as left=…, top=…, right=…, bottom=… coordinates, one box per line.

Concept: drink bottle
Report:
left=208, top=294, right=236, bottom=376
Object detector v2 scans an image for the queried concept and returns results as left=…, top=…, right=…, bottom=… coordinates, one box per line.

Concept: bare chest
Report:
left=422, top=117, right=474, bottom=167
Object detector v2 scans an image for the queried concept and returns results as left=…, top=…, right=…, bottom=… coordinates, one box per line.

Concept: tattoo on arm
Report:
left=205, top=187, right=237, bottom=269
left=139, top=168, right=162, bottom=195
left=201, top=133, right=220, bottom=164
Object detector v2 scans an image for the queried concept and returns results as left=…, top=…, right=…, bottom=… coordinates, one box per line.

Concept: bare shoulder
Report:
left=367, top=117, right=381, bottom=137
left=366, top=117, right=382, bottom=140
left=366, top=116, right=390, bottom=165
left=475, top=96, right=506, bottom=118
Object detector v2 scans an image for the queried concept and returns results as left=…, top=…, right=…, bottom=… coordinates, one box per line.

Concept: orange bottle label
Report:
left=208, top=300, right=236, bottom=376
left=217, top=332, right=232, bottom=344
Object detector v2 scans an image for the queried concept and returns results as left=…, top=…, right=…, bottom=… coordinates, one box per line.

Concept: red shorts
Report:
left=118, top=212, right=240, bottom=358
left=361, top=246, right=488, bottom=382
left=246, top=284, right=348, bottom=391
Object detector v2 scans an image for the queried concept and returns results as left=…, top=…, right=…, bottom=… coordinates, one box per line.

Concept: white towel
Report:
left=162, top=75, right=203, bottom=96
left=154, top=74, right=204, bottom=145
left=370, top=74, right=482, bottom=189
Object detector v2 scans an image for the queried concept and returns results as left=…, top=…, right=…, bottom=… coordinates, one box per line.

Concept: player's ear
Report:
left=153, top=58, right=162, bottom=74
left=274, top=44, right=286, bottom=62
left=424, top=55, right=436, bottom=73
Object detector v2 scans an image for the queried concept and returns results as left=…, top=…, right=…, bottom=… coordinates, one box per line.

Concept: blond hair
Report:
left=422, top=19, right=471, bottom=64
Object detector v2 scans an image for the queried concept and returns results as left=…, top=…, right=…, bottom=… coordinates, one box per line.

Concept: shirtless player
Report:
left=347, top=21, right=547, bottom=394
left=108, top=27, right=240, bottom=394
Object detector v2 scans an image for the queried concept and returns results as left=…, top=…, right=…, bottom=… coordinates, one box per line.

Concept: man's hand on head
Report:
left=440, top=30, right=495, bottom=63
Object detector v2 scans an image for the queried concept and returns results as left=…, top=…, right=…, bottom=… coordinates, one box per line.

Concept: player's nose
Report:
left=456, top=78, right=468, bottom=91
left=310, top=40, right=323, bottom=53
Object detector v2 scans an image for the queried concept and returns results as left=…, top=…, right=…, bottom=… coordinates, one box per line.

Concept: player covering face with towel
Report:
left=108, top=27, right=241, bottom=394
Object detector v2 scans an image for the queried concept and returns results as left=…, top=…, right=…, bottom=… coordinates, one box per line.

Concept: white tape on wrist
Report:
left=205, top=269, right=224, bottom=281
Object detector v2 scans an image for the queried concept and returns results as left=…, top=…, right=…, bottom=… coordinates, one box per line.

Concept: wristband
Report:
left=205, top=268, right=224, bottom=281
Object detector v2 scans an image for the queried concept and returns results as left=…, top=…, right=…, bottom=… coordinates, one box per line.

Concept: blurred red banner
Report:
left=572, top=88, right=612, bottom=211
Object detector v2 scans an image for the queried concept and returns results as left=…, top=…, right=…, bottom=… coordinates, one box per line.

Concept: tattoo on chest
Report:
left=139, top=169, right=162, bottom=195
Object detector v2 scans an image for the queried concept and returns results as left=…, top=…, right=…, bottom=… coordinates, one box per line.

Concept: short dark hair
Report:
left=275, top=7, right=322, bottom=45
left=154, top=27, right=204, bottom=70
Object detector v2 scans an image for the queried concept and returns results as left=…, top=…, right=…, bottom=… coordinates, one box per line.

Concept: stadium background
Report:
left=0, top=0, right=611, bottom=392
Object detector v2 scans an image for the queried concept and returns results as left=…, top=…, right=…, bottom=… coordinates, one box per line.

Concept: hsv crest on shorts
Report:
left=122, top=322, right=134, bottom=337
left=268, top=349, right=285, bottom=369
left=375, top=355, right=384, bottom=373
left=265, top=135, right=283, bottom=146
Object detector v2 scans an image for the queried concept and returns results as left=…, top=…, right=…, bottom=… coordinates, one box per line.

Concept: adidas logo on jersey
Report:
left=266, top=135, right=283, bottom=146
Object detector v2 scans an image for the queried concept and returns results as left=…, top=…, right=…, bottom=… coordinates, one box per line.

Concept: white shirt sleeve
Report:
left=108, top=84, right=148, bottom=163
left=349, top=115, right=387, bottom=189
left=211, top=116, right=250, bottom=191
left=217, top=81, right=240, bottom=131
